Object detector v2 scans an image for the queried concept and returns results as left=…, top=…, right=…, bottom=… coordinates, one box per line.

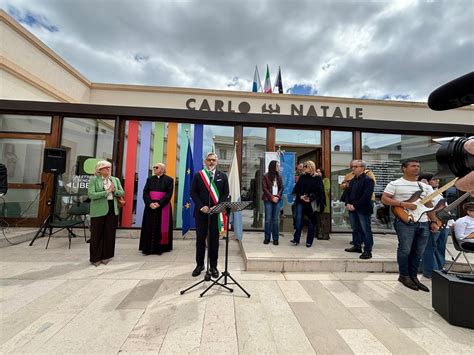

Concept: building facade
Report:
left=1, top=11, right=473, bottom=232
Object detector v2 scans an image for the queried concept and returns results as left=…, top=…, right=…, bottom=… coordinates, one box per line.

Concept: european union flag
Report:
left=182, top=143, right=194, bottom=236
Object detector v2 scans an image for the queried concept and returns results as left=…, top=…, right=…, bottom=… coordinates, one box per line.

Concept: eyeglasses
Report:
left=206, top=158, right=217, bottom=162
left=153, top=166, right=160, bottom=169
left=351, top=165, right=362, bottom=168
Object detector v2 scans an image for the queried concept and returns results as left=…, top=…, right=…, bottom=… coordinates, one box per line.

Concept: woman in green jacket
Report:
left=88, top=160, right=124, bottom=266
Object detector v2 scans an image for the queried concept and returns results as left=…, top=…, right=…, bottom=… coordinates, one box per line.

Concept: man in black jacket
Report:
left=190, top=152, right=229, bottom=278
left=342, top=160, right=375, bottom=259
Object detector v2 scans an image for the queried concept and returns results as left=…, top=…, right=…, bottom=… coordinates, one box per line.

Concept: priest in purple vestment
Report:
left=139, top=163, right=174, bottom=255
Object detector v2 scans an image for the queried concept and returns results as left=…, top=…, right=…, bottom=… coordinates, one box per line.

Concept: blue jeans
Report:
left=434, top=228, right=448, bottom=270
left=264, top=201, right=279, bottom=241
left=348, top=211, right=373, bottom=252
left=394, top=219, right=430, bottom=277
left=422, top=228, right=449, bottom=277
left=293, top=203, right=316, bottom=245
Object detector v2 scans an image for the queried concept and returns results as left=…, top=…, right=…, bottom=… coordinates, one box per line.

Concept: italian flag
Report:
left=264, top=64, right=272, bottom=94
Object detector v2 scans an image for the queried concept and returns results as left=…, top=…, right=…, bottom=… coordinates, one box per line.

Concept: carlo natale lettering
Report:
left=185, top=98, right=363, bottom=119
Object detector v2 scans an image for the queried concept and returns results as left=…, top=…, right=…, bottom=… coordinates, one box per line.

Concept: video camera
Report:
left=428, top=72, right=474, bottom=178
left=434, top=136, right=474, bottom=178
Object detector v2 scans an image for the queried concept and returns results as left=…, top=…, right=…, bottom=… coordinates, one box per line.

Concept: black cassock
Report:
left=139, top=174, right=174, bottom=254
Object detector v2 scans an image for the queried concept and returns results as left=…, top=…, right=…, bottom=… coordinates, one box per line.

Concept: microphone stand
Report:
left=180, top=171, right=232, bottom=296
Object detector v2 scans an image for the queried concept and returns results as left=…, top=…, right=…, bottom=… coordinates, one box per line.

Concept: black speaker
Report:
left=0, top=163, right=7, bottom=195
left=432, top=270, right=474, bottom=328
left=43, top=148, right=66, bottom=174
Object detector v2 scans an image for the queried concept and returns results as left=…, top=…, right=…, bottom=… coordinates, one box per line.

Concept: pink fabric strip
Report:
left=149, top=191, right=170, bottom=245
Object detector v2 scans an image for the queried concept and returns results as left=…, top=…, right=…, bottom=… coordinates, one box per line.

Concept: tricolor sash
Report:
left=149, top=191, right=170, bottom=244
left=199, top=169, right=227, bottom=235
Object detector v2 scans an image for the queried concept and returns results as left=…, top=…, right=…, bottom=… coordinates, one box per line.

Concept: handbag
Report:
left=116, top=196, right=126, bottom=208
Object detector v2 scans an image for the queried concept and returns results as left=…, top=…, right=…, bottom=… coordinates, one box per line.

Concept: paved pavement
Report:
left=0, top=231, right=473, bottom=354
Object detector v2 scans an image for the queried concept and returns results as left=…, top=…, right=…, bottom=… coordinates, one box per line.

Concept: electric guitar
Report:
left=434, top=191, right=471, bottom=229
left=392, top=178, right=458, bottom=224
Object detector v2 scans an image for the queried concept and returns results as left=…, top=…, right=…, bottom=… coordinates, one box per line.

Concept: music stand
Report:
left=183, top=200, right=252, bottom=298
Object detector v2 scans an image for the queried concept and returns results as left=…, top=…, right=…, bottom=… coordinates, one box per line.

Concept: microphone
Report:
left=428, top=71, right=474, bottom=111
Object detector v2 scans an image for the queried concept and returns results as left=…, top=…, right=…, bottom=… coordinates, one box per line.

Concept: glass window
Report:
left=330, top=131, right=353, bottom=232
left=361, top=133, right=445, bottom=232
left=275, top=128, right=322, bottom=233
left=204, top=125, right=234, bottom=174
left=58, top=118, right=115, bottom=217
left=0, top=139, right=45, bottom=183
left=0, top=189, right=40, bottom=218
left=0, top=114, right=52, bottom=133
left=241, top=127, right=266, bottom=230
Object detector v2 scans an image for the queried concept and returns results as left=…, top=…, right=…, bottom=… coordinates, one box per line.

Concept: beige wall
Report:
left=90, top=84, right=473, bottom=126
left=0, top=10, right=90, bottom=103
left=0, top=69, right=60, bottom=101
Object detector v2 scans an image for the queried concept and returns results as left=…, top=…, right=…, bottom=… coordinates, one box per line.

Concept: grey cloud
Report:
left=1, top=0, right=473, bottom=101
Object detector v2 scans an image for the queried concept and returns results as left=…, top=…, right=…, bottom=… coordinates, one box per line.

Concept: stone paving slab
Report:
left=0, top=230, right=473, bottom=354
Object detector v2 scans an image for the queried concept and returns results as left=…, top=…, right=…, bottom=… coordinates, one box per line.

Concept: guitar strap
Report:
left=417, top=182, right=424, bottom=196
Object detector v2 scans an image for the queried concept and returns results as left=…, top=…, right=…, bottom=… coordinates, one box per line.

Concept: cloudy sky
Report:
left=1, top=0, right=473, bottom=102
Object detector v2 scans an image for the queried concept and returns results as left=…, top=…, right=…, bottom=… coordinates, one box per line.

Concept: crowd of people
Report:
left=86, top=138, right=473, bottom=290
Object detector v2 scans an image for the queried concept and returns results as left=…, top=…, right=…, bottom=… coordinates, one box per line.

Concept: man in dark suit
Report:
left=190, top=152, right=229, bottom=278
left=341, top=160, right=375, bottom=260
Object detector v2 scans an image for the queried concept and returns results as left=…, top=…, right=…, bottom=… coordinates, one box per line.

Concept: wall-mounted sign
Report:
left=185, top=98, right=363, bottom=119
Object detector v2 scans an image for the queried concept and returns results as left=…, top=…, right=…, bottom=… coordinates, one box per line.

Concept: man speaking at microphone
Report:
left=190, top=152, right=229, bottom=278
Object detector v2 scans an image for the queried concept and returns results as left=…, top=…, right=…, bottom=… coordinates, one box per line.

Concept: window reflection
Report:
left=58, top=118, right=115, bottom=218
left=0, top=139, right=44, bottom=184
left=361, top=133, right=445, bottom=232
left=0, top=115, right=51, bottom=133
left=330, top=131, right=353, bottom=232
left=275, top=128, right=322, bottom=233
left=241, top=127, right=266, bottom=230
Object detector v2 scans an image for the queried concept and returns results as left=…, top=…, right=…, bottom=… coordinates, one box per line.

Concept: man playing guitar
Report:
left=381, top=159, right=439, bottom=292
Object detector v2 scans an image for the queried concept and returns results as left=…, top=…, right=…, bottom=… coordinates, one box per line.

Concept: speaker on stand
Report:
left=30, top=148, right=68, bottom=246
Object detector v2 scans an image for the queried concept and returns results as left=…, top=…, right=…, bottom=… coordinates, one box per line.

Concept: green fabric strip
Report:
left=176, top=123, right=190, bottom=228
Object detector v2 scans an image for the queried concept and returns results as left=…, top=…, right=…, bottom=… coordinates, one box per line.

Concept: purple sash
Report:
left=149, top=191, right=170, bottom=245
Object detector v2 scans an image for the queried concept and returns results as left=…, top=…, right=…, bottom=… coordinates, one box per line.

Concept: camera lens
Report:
left=436, top=137, right=474, bottom=178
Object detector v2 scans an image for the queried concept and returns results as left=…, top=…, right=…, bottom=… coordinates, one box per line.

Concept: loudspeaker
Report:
left=0, top=163, right=7, bottom=195
left=432, top=270, right=474, bottom=328
left=43, top=148, right=66, bottom=174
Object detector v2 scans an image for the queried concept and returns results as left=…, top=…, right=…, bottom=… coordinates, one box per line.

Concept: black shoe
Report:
left=290, top=239, right=299, bottom=245
left=306, top=243, right=312, bottom=248
left=411, top=277, right=429, bottom=292
left=398, top=275, right=418, bottom=291
left=359, top=251, right=372, bottom=259
left=349, top=241, right=353, bottom=245
left=210, top=267, right=219, bottom=278
left=86, top=239, right=91, bottom=243
left=263, top=239, right=270, bottom=244
left=273, top=240, right=279, bottom=245
left=192, top=265, right=205, bottom=277
left=345, top=246, right=362, bottom=253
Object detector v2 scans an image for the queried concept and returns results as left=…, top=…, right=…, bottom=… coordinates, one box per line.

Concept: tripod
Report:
left=29, top=172, right=77, bottom=246
left=180, top=201, right=252, bottom=297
